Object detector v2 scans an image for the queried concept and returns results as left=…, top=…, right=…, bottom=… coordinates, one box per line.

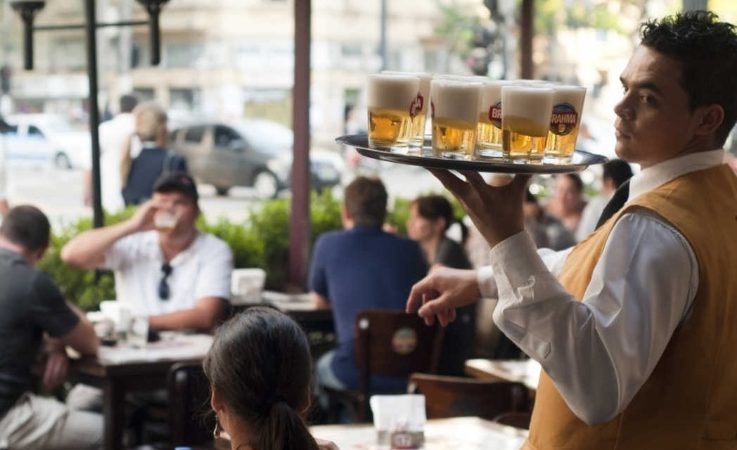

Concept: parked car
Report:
left=168, top=120, right=343, bottom=198
left=2, top=114, right=91, bottom=169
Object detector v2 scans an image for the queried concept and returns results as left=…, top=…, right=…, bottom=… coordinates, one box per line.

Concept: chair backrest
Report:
left=354, top=310, right=444, bottom=395
left=167, top=362, right=214, bottom=447
left=408, top=373, right=531, bottom=421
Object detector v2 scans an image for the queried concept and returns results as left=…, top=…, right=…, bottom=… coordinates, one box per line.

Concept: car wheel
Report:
left=214, top=186, right=230, bottom=196
left=253, top=171, right=279, bottom=199
left=54, top=152, right=72, bottom=170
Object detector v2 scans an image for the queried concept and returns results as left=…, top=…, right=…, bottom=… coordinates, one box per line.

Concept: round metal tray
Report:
left=336, top=134, right=608, bottom=174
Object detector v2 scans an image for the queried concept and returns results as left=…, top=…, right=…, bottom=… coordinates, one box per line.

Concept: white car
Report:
left=2, top=114, right=91, bottom=169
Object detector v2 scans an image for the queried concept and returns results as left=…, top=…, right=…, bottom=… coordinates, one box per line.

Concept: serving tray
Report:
left=337, top=134, right=608, bottom=174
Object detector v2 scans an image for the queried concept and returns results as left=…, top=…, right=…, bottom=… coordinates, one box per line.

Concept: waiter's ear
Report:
left=693, top=104, right=724, bottom=137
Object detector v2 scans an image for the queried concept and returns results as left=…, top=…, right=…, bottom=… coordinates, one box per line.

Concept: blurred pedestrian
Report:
left=121, top=102, right=187, bottom=206
left=84, top=94, right=139, bottom=212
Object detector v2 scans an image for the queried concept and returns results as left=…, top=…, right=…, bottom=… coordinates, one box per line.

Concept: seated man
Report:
left=0, top=205, right=101, bottom=449
left=62, top=172, right=233, bottom=332
left=309, top=176, right=427, bottom=397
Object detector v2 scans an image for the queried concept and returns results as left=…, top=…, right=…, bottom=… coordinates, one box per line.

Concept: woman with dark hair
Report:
left=545, top=173, right=587, bottom=235
left=406, top=194, right=471, bottom=270
left=406, top=194, right=474, bottom=376
left=204, top=307, right=337, bottom=450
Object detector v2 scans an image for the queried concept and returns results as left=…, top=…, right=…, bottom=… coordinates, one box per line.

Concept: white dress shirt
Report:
left=477, top=149, right=726, bottom=425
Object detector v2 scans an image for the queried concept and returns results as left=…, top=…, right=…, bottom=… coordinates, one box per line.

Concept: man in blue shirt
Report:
left=310, top=176, right=427, bottom=397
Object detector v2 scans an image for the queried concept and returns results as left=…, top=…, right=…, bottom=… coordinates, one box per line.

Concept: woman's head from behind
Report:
left=204, top=307, right=318, bottom=450
left=406, top=194, right=454, bottom=243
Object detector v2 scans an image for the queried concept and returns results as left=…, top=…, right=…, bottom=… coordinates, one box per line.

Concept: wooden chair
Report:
left=167, top=362, right=215, bottom=448
left=328, top=309, right=444, bottom=423
left=493, top=411, right=533, bottom=430
left=408, top=373, right=531, bottom=421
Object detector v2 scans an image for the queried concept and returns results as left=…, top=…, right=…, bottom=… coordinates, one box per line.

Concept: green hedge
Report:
left=38, top=189, right=463, bottom=311
left=39, top=191, right=344, bottom=311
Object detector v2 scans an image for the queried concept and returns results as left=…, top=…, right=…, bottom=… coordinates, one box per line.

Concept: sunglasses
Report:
left=158, top=263, right=173, bottom=300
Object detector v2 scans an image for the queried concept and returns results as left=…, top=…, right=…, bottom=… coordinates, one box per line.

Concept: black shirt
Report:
left=122, top=147, right=188, bottom=206
left=0, top=248, right=79, bottom=418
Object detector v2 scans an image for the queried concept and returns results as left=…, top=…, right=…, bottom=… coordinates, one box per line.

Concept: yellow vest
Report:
left=525, top=164, right=737, bottom=450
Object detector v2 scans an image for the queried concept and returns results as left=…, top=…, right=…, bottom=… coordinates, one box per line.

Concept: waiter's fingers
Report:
left=510, top=174, right=533, bottom=193
left=429, top=169, right=467, bottom=197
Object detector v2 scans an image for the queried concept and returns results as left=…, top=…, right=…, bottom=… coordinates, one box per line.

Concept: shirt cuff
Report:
left=490, top=230, right=550, bottom=288
left=476, top=266, right=496, bottom=298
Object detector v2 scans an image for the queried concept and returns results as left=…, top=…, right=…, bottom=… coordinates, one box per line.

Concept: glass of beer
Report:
left=545, top=85, right=587, bottom=162
left=383, top=71, right=432, bottom=149
left=430, top=79, right=482, bottom=159
left=367, top=74, right=420, bottom=152
left=501, top=85, right=554, bottom=161
left=154, top=210, right=178, bottom=232
left=477, top=80, right=511, bottom=159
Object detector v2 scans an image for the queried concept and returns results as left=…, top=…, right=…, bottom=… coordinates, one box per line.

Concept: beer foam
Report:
left=431, top=80, right=482, bottom=125
left=552, top=85, right=586, bottom=111
left=383, top=71, right=432, bottom=102
left=501, top=86, right=554, bottom=126
left=479, top=80, right=514, bottom=113
left=367, top=74, right=420, bottom=111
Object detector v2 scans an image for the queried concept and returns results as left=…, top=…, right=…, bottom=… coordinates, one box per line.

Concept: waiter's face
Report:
left=613, top=46, right=702, bottom=169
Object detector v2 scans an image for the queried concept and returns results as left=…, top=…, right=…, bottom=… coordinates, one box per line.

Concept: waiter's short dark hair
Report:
left=641, top=11, right=737, bottom=145
left=344, top=176, right=387, bottom=227
left=0, top=205, right=51, bottom=252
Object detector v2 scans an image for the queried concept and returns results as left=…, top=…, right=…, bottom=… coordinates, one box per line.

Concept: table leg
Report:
left=103, top=379, right=126, bottom=450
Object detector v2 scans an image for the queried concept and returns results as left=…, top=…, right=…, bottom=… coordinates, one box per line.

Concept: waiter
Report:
left=407, top=11, right=737, bottom=449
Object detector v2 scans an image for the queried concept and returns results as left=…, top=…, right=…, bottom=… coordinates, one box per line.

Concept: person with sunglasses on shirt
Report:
left=62, top=171, right=233, bottom=333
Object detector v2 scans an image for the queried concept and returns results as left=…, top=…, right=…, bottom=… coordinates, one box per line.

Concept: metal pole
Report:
left=379, top=0, right=387, bottom=70
left=520, top=0, right=533, bottom=79
left=289, top=0, right=311, bottom=289
left=85, top=0, right=104, bottom=229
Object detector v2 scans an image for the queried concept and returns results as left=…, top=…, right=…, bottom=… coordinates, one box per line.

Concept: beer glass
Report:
left=430, top=79, right=482, bottom=159
left=383, top=71, right=432, bottom=148
left=545, top=85, right=587, bottom=162
left=501, top=86, right=554, bottom=161
left=477, top=80, right=511, bottom=158
left=367, top=74, right=420, bottom=152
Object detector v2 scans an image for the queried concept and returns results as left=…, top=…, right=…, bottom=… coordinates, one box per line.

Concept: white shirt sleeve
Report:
left=489, top=212, right=698, bottom=425
left=476, top=246, right=572, bottom=299
left=194, top=237, right=233, bottom=301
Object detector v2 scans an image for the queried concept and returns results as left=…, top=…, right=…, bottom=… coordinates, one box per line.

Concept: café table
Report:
left=464, top=358, right=541, bottom=392
left=70, top=333, right=213, bottom=450
left=310, top=416, right=527, bottom=450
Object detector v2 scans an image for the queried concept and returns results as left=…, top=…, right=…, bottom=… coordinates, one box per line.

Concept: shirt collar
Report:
left=628, top=148, right=727, bottom=201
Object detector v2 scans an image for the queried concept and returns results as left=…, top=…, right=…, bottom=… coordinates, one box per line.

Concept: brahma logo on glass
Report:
left=550, top=103, right=579, bottom=136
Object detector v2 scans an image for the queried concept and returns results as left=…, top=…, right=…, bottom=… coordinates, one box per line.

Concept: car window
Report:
left=184, top=126, right=206, bottom=143
left=28, top=125, right=44, bottom=138
left=233, top=121, right=292, bottom=155
left=214, top=126, right=242, bottom=149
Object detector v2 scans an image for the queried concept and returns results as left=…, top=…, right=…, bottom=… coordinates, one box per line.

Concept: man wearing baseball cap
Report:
left=62, top=172, right=233, bottom=332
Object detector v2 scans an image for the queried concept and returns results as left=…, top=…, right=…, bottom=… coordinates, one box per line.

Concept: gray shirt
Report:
left=0, top=248, right=78, bottom=418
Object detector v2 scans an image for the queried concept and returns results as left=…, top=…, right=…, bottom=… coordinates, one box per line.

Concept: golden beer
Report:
left=502, top=115, right=549, bottom=160
left=545, top=86, right=587, bottom=162
left=477, top=80, right=510, bottom=158
left=368, top=107, right=413, bottom=150
left=432, top=117, right=477, bottom=157
left=501, top=86, right=554, bottom=161
left=430, top=79, right=482, bottom=159
left=366, top=74, right=420, bottom=152
left=383, top=71, right=432, bottom=148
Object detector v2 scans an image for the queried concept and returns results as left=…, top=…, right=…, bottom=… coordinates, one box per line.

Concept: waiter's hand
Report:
left=407, top=266, right=481, bottom=327
left=430, top=169, right=530, bottom=248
